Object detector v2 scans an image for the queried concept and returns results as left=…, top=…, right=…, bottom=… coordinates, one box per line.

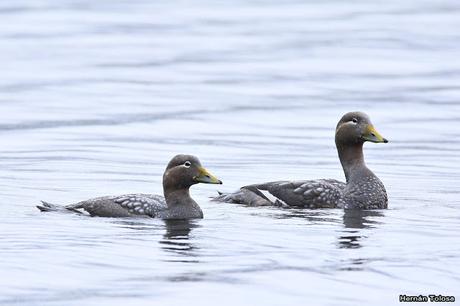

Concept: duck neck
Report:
left=336, top=142, right=367, bottom=183
left=163, top=187, right=195, bottom=208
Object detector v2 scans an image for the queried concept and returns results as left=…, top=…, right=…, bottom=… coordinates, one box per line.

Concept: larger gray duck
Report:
left=37, top=154, right=222, bottom=219
left=214, top=112, right=388, bottom=209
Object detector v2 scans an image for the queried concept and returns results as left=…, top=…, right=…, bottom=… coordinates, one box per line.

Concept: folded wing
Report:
left=214, top=179, right=345, bottom=208
left=68, top=194, right=166, bottom=217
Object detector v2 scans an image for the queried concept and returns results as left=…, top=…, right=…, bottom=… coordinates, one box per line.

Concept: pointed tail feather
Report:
left=36, top=201, right=82, bottom=214
left=212, top=188, right=276, bottom=206
left=211, top=191, right=237, bottom=202
left=37, top=201, right=61, bottom=212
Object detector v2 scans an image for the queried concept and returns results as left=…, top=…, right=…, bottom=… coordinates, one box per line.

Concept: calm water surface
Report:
left=1, top=1, right=460, bottom=305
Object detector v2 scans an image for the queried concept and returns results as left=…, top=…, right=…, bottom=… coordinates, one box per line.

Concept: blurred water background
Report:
left=1, top=0, right=460, bottom=305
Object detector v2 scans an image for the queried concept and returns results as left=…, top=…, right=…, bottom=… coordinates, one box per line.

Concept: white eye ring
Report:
left=184, top=161, right=192, bottom=168
left=351, top=118, right=358, bottom=124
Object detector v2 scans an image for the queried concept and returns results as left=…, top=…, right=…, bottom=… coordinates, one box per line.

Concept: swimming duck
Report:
left=37, top=154, right=222, bottom=219
left=214, top=112, right=388, bottom=209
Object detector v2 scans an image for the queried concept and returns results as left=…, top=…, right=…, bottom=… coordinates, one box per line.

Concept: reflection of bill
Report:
left=399, top=294, right=455, bottom=303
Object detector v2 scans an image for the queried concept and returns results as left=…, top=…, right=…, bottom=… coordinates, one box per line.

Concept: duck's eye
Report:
left=351, top=118, right=358, bottom=124
left=183, top=161, right=192, bottom=168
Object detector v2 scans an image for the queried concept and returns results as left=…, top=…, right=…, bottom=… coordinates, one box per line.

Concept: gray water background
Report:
left=1, top=1, right=460, bottom=305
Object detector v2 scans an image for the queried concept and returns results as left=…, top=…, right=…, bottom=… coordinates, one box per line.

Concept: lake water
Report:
left=1, top=0, right=460, bottom=305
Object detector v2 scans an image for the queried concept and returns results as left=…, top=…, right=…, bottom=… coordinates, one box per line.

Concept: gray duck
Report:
left=37, top=154, right=222, bottom=219
left=214, top=112, right=388, bottom=209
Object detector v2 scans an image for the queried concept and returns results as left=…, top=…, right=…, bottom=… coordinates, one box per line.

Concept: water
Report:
left=1, top=0, right=460, bottom=305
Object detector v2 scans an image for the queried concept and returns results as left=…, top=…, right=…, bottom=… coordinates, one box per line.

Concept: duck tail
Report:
left=211, top=190, right=246, bottom=203
left=36, top=201, right=82, bottom=214
left=212, top=187, right=276, bottom=206
left=36, top=201, right=63, bottom=212
left=211, top=191, right=230, bottom=202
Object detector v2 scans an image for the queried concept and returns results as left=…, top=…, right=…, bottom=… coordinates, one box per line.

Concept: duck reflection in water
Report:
left=110, top=218, right=201, bottom=262
left=160, top=219, right=201, bottom=262
left=338, top=209, right=385, bottom=249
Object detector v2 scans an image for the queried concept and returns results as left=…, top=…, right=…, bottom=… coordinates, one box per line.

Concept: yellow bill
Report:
left=194, top=167, right=222, bottom=184
left=362, top=125, right=388, bottom=143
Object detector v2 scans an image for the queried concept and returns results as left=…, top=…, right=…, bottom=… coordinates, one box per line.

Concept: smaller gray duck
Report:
left=214, top=112, right=388, bottom=209
left=37, top=154, right=222, bottom=219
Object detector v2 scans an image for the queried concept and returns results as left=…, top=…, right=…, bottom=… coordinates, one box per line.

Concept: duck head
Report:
left=163, top=154, right=222, bottom=192
left=335, top=111, right=388, bottom=146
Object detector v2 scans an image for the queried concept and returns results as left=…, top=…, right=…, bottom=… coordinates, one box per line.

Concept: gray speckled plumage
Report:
left=214, top=112, right=389, bottom=210
left=37, top=154, right=222, bottom=219
left=215, top=179, right=345, bottom=208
